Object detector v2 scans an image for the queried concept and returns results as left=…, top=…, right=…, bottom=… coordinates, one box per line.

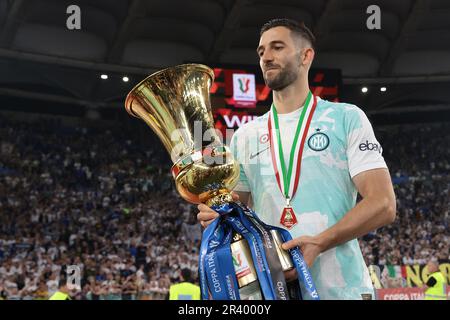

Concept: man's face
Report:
left=257, top=26, right=303, bottom=91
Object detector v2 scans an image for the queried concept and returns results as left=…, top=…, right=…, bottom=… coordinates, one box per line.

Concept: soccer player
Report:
left=197, top=18, right=396, bottom=300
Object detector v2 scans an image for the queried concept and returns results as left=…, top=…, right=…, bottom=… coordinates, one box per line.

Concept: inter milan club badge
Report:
left=308, top=128, right=330, bottom=151
left=280, top=206, right=298, bottom=229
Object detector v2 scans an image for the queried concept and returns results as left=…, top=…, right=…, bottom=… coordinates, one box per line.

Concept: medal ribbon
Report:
left=268, top=92, right=317, bottom=201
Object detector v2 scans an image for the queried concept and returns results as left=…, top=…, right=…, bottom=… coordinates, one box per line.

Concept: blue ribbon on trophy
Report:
left=124, top=64, right=320, bottom=301
left=200, top=201, right=320, bottom=300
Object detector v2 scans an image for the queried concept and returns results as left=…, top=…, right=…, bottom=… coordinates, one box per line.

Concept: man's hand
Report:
left=283, top=268, right=298, bottom=282
left=282, top=235, right=324, bottom=268
left=197, top=192, right=240, bottom=228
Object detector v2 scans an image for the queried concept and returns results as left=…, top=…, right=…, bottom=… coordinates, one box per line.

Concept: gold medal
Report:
left=280, top=197, right=298, bottom=229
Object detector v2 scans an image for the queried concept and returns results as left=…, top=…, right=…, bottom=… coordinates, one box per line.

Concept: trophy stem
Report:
left=204, top=189, right=233, bottom=207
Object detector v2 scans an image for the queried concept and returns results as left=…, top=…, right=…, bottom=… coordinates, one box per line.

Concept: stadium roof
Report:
left=1, top=0, right=450, bottom=115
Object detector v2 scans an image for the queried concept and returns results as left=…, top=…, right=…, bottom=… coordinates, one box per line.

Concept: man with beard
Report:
left=197, top=18, right=396, bottom=300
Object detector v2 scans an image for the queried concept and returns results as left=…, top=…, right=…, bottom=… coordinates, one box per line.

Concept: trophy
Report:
left=125, top=64, right=317, bottom=300
left=125, top=64, right=238, bottom=207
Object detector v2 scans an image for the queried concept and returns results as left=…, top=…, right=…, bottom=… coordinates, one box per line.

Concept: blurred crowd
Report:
left=359, top=124, right=449, bottom=267
left=0, top=115, right=448, bottom=299
left=0, top=116, right=201, bottom=300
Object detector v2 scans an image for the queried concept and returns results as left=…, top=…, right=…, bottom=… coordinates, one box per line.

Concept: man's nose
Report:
left=261, top=50, right=274, bottom=64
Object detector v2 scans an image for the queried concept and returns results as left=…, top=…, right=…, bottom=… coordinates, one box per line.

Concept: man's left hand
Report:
left=282, top=235, right=323, bottom=268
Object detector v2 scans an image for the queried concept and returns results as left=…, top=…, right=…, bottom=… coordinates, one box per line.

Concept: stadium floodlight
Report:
left=361, top=87, right=368, bottom=93
left=123, top=76, right=129, bottom=82
left=100, top=74, right=108, bottom=80
left=380, top=86, right=387, bottom=92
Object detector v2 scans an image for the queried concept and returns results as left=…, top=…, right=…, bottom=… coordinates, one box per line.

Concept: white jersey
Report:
left=229, top=97, right=387, bottom=300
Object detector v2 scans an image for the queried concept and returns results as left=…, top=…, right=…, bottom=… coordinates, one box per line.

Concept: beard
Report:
left=263, top=56, right=301, bottom=91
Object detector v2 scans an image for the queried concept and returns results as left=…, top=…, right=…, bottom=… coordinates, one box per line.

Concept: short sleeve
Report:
left=345, top=105, right=387, bottom=178
left=230, top=131, right=251, bottom=192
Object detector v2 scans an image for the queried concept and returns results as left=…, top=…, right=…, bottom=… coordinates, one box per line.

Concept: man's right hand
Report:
left=197, top=192, right=240, bottom=228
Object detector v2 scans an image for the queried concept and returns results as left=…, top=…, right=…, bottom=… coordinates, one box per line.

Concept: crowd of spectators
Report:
left=0, top=116, right=201, bottom=299
left=359, top=124, right=449, bottom=268
left=0, top=115, right=448, bottom=299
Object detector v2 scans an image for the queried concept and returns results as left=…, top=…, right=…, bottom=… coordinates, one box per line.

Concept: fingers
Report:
left=231, top=192, right=240, bottom=201
left=305, top=256, right=314, bottom=268
left=281, top=239, right=300, bottom=250
left=197, top=203, right=219, bottom=228
left=200, top=219, right=216, bottom=229
left=281, top=236, right=307, bottom=250
left=197, top=204, right=219, bottom=219
left=284, top=268, right=298, bottom=282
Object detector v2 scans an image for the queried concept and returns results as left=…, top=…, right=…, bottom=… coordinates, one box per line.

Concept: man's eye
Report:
left=274, top=46, right=283, bottom=50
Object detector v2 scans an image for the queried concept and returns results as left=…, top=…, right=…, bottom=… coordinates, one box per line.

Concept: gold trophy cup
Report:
left=125, top=64, right=293, bottom=299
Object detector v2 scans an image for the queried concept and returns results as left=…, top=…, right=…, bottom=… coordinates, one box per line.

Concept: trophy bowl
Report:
left=125, top=64, right=239, bottom=206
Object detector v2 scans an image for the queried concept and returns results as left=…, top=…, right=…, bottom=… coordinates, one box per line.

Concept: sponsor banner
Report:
left=211, top=66, right=342, bottom=135
left=210, top=65, right=341, bottom=111
left=213, top=108, right=258, bottom=135
left=376, top=287, right=450, bottom=300
left=370, top=262, right=450, bottom=288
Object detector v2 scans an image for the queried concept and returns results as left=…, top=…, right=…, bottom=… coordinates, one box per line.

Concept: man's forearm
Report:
left=317, top=195, right=396, bottom=253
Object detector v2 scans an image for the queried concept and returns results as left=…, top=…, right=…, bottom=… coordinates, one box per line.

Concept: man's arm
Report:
left=283, top=168, right=396, bottom=267
left=318, top=168, right=396, bottom=251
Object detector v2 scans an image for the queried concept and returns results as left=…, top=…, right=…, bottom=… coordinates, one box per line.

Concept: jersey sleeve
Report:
left=230, top=130, right=251, bottom=192
left=344, top=105, right=387, bottom=178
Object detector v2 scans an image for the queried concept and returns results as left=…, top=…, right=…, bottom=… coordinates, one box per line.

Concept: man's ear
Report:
left=302, top=48, right=315, bottom=66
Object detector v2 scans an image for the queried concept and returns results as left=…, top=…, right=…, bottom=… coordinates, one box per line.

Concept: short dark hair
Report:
left=181, top=268, right=192, bottom=282
left=59, top=277, right=67, bottom=288
left=260, top=18, right=316, bottom=50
